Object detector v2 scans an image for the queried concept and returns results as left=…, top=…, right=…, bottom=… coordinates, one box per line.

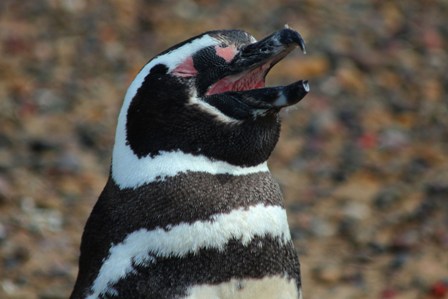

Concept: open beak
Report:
left=206, top=28, right=309, bottom=107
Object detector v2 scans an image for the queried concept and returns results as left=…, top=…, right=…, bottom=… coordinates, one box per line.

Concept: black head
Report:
left=111, top=28, right=309, bottom=188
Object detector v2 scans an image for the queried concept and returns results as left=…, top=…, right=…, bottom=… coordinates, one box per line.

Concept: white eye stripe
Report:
left=155, top=34, right=219, bottom=73
left=112, top=34, right=221, bottom=187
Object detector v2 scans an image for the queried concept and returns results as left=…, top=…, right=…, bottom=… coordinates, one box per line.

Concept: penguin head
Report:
left=168, top=29, right=307, bottom=99
left=112, top=28, right=309, bottom=188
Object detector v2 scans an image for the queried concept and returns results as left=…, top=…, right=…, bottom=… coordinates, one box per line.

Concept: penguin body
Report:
left=71, top=28, right=309, bottom=299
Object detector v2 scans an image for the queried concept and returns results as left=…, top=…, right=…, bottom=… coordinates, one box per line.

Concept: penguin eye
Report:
left=150, top=64, right=169, bottom=75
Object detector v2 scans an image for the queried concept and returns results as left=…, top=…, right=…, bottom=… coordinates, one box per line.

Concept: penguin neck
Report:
left=111, top=107, right=271, bottom=190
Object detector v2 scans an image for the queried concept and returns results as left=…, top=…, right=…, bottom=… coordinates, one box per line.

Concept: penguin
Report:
left=71, top=27, right=309, bottom=299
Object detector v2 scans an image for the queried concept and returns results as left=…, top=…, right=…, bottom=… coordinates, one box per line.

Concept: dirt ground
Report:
left=0, top=1, right=447, bottom=298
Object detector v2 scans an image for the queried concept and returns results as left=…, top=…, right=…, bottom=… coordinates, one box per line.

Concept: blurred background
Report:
left=0, top=0, right=447, bottom=298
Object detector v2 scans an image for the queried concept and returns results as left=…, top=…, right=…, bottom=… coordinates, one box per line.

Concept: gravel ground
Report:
left=0, top=1, right=447, bottom=298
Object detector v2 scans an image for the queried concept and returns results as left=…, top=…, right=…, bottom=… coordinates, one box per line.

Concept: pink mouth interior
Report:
left=206, top=63, right=271, bottom=96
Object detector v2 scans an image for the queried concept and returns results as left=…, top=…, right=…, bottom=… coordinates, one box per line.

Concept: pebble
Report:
left=3, top=246, right=30, bottom=269
left=54, top=151, right=81, bottom=174
left=374, top=186, right=403, bottom=210
left=0, top=176, right=12, bottom=204
left=342, top=201, right=370, bottom=220
left=380, top=288, right=398, bottom=299
left=402, top=156, right=430, bottom=183
left=0, top=222, right=6, bottom=243
left=425, top=182, right=448, bottom=200
left=20, top=197, right=64, bottom=232
left=379, top=128, right=409, bottom=150
left=388, top=253, right=408, bottom=271
left=310, top=217, right=336, bottom=237
left=389, top=231, right=419, bottom=253
left=28, top=138, right=60, bottom=154
left=312, top=264, right=343, bottom=284
left=428, top=280, right=448, bottom=298
left=39, top=289, right=69, bottom=299
left=1, top=279, right=18, bottom=295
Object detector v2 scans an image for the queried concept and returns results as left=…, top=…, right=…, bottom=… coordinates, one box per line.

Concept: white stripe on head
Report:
left=87, top=204, right=292, bottom=298
left=119, top=33, right=218, bottom=129
left=112, top=34, right=218, bottom=184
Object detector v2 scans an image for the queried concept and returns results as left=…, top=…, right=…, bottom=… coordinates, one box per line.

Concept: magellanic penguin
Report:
left=71, top=27, right=309, bottom=299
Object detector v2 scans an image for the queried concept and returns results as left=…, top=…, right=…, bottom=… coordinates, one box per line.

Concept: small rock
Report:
left=0, top=279, right=36, bottom=298
left=342, top=201, right=370, bottom=220
left=310, top=217, right=336, bottom=237
left=20, top=197, right=64, bottom=232
left=338, top=107, right=362, bottom=136
left=380, top=288, right=398, bottom=299
left=312, top=264, right=342, bottom=284
left=379, top=128, right=409, bottom=150
left=425, top=182, right=448, bottom=200
left=389, top=231, right=419, bottom=253
left=39, top=288, right=70, bottom=299
left=3, top=246, right=30, bottom=269
left=374, top=186, right=403, bottom=210
left=54, top=151, right=81, bottom=174
left=388, top=253, right=408, bottom=271
left=28, top=138, right=59, bottom=154
left=0, top=176, right=12, bottom=204
left=0, top=222, right=6, bottom=243
left=402, top=156, right=430, bottom=182
left=428, top=280, right=448, bottom=298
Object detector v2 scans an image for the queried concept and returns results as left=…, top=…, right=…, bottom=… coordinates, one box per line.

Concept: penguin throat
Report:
left=205, top=63, right=270, bottom=96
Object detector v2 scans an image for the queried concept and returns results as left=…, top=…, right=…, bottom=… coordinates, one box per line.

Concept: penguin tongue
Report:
left=206, top=65, right=267, bottom=96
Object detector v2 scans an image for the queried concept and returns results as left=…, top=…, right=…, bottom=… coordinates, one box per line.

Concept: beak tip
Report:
left=300, top=42, right=307, bottom=54
left=303, top=80, right=310, bottom=92
left=278, top=27, right=307, bottom=54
